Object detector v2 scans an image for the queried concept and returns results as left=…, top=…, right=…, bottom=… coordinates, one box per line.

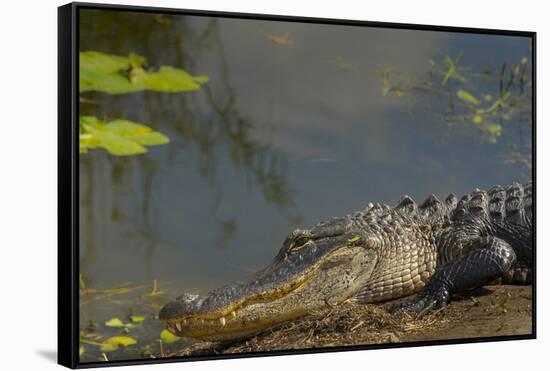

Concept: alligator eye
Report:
left=290, top=236, right=310, bottom=252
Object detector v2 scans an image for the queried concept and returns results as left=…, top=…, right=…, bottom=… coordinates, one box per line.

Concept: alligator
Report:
left=159, top=181, right=533, bottom=342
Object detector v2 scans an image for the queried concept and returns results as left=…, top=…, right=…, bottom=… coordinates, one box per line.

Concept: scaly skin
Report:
left=159, top=181, right=532, bottom=341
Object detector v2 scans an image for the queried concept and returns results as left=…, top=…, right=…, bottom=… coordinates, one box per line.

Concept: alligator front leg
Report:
left=389, top=236, right=516, bottom=318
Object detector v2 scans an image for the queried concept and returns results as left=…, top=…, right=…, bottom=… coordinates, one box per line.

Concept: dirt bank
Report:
left=168, top=285, right=532, bottom=357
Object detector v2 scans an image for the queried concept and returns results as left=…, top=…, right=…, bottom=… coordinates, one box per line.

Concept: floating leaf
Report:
left=501, top=91, right=512, bottom=102
left=441, top=54, right=466, bottom=85
left=105, top=318, right=125, bottom=328
left=457, top=89, right=480, bottom=106
left=79, top=339, right=103, bottom=346
left=130, top=315, right=145, bottom=323
left=484, top=91, right=512, bottom=114
left=107, top=120, right=170, bottom=146
left=79, top=274, right=86, bottom=289
left=472, top=115, right=483, bottom=124
left=483, top=123, right=502, bottom=143
left=80, top=116, right=169, bottom=156
left=105, top=317, right=136, bottom=328
left=79, top=346, right=85, bottom=357
left=100, top=336, right=137, bottom=352
left=160, top=329, right=181, bottom=343
left=485, top=123, right=502, bottom=136
left=80, top=51, right=208, bottom=94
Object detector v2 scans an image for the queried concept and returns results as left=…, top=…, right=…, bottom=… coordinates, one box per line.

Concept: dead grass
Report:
left=168, top=285, right=532, bottom=357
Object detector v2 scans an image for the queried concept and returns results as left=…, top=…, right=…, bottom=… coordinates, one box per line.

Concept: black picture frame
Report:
left=58, top=2, right=536, bottom=368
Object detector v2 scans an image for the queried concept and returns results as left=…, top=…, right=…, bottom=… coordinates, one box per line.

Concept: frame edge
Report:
left=58, top=2, right=78, bottom=369
left=63, top=3, right=536, bottom=368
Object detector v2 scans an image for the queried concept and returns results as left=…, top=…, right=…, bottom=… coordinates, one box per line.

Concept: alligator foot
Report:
left=390, top=236, right=517, bottom=319
left=389, top=284, right=449, bottom=319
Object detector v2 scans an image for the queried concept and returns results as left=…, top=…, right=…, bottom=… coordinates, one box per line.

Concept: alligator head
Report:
left=159, top=216, right=380, bottom=341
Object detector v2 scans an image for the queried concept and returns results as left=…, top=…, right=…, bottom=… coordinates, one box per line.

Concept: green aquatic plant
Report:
left=105, top=317, right=139, bottom=329
left=79, top=51, right=208, bottom=156
left=377, top=53, right=532, bottom=169
left=78, top=279, right=177, bottom=362
left=439, top=53, right=467, bottom=85
left=80, top=51, right=208, bottom=94
left=130, top=315, right=145, bottom=323
left=456, top=89, right=480, bottom=106
left=79, top=116, right=169, bottom=156
left=380, top=68, right=407, bottom=97
left=160, top=329, right=181, bottom=344
left=80, top=336, right=138, bottom=352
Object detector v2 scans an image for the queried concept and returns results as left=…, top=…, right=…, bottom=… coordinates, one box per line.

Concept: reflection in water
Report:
left=79, top=12, right=298, bottom=288
left=78, top=9, right=532, bottom=362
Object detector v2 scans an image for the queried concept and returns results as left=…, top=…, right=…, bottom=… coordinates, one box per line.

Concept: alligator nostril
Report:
left=159, top=293, right=206, bottom=320
left=175, top=292, right=201, bottom=303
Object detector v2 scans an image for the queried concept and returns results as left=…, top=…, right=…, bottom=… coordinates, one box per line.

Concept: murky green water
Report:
left=78, top=9, right=532, bottom=362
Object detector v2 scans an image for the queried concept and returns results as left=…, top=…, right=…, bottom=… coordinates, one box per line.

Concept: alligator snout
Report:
left=159, top=293, right=206, bottom=320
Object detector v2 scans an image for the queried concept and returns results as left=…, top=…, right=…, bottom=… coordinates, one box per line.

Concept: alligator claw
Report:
left=389, top=291, right=448, bottom=319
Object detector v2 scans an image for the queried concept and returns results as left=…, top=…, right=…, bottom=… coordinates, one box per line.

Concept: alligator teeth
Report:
left=231, top=311, right=237, bottom=319
left=182, top=319, right=187, bottom=325
left=175, top=322, right=182, bottom=331
left=219, top=317, right=226, bottom=326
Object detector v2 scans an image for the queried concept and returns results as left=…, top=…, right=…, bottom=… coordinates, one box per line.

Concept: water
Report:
left=78, top=9, right=532, bottom=362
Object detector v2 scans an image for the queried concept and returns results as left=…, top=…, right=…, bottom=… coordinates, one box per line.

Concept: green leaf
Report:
left=80, top=51, right=208, bottom=94
left=441, top=54, right=466, bottom=85
left=79, top=116, right=169, bottom=156
left=160, top=329, right=181, bottom=343
left=141, top=66, right=209, bottom=93
left=80, top=339, right=102, bottom=347
left=105, top=317, right=137, bottom=328
left=485, top=123, right=502, bottom=136
left=457, top=89, right=480, bottom=106
left=483, top=122, right=502, bottom=143
left=501, top=91, right=512, bottom=101
left=130, top=315, right=145, bottom=323
left=79, top=346, right=85, bottom=357
left=79, top=274, right=86, bottom=289
left=105, top=318, right=125, bottom=328
left=472, top=115, right=483, bottom=124
left=107, top=120, right=169, bottom=146
left=100, top=336, right=137, bottom=352
left=128, top=53, right=146, bottom=69
left=89, top=130, right=146, bottom=156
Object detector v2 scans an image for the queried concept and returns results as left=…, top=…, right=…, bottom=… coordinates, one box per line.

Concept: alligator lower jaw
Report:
left=163, top=309, right=307, bottom=342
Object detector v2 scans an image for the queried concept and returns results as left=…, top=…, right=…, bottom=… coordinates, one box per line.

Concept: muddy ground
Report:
left=168, top=285, right=532, bottom=357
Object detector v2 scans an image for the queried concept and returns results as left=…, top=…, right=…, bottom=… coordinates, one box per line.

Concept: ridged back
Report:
left=392, top=192, right=456, bottom=225
left=451, top=181, right=532, bottom=226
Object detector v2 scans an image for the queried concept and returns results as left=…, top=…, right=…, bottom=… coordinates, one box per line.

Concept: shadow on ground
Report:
left=36, top=350, right=57, bottom=363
